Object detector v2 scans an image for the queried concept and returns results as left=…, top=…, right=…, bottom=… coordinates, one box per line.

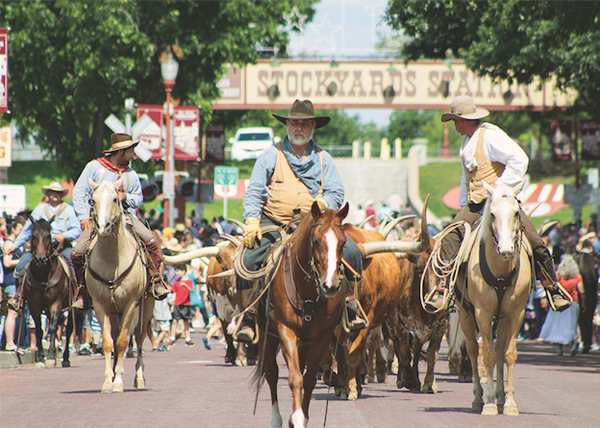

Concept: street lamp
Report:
left=161, top=52, right=179, bottom=229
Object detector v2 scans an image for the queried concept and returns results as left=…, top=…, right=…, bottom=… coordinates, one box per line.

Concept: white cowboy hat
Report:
left=42, top=181, right=68, bottom=197
left=441, top=95, right=490, bottom=122
left=273, top=99, right=330, bottom=129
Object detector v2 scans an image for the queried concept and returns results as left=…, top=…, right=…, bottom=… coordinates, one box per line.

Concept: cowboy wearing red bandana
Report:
left=70, top=133, right=168, bottom=309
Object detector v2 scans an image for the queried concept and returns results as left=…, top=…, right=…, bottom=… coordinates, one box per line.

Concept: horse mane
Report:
left=32, top=218, right=52, bottom=234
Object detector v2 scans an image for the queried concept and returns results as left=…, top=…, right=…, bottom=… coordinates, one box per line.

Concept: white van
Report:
left=230, top=127, right=281, bottom=161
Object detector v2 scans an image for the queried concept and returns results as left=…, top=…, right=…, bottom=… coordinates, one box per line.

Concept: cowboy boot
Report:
left=7, top=277, right=25, bottom=312
left=537, top=258, right=572, bottom=312
left=145, top=238, right=169, bottom=300
left=235, top=289, right=257, bottom=343
left=345, top=280, right=367, bottom=332
left=70, top=251, right=89, bottom=310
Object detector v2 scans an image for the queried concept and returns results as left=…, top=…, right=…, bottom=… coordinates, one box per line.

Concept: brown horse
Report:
left=23, top=218, right=75, bottom=368
left=86, top=179, right=154, bottom=393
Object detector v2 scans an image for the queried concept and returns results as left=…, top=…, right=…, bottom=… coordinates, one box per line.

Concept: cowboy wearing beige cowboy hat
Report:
left=425, top=95, right=572, bottom=313
left=70, top=133, right=168, bottom=309
left=232, top=99, right=367, bottom=343
left=7, top=181, right=81, bottom=311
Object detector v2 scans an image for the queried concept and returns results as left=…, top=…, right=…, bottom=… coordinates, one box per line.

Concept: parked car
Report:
left=230, top=127, right=280, bottom=161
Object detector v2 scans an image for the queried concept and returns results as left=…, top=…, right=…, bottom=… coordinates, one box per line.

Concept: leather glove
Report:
left=316, top=199, right=328, bottom=212
left=243, top=217, right=262, bottom=248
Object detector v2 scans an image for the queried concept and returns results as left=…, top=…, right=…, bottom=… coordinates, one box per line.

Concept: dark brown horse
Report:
left=23, top=218, right=74, bottom=368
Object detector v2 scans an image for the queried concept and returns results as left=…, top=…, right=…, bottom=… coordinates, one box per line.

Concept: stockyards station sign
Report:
left=213, top=60, right=575, bottom=111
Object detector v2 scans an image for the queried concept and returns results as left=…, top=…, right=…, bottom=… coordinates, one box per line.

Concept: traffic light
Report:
left=141, top=177, right=162, bottom=202
left=177, top=177, right=197, bottom=198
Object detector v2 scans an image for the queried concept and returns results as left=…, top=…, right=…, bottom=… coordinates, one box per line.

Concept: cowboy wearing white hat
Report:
left=7, top=181, right=81, bottom=311
left=231, top=99, right=367, bottom=343
left=70, top=133, right=168, bottom=309
left=425, top=95, right=572, bottom=313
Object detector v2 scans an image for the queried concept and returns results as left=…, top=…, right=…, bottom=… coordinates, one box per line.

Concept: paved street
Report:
left=1, top=332, right=599, bottom=428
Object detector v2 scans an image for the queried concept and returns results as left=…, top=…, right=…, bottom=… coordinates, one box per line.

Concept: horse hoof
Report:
left=62, top=360, right=71, bottom=368
left=471, top=401, right=484, bottom=413
left=101, top=384, right=113, bottom=394
left=458, top=375, right=473, bottom=383
left=503, top=405, right=519, bottom=416
left=134, top=379, right=146, bottom=390
left=113, top=382, right=124, bottom=393
left=45, top=359, right=56, bottom=369
left=481, top=403, right=498, bottom=416
left=35, top=362, right=46, bottom=370
left=347, top=390, right=358, bottom=401
left=376, top=373, right=387, bottom=383
left=334, top=387, right=342, bottom=397
left=422, top=384, right=437, bottom=394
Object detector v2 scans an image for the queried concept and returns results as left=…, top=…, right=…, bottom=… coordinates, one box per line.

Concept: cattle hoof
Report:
left=503, top=405, right=519, bottom=416
left=458, top=375, right=472, bottom=383
left=334, top=387, right=342, bottom=397
left=35, top=362, right=46, bottom=370
left=62, top=360, right=71, bottom=368
left=421, top=384, right=437, bottom=394
left=376, top=372, right=387, bottom=383
left=481, top=403, right=498, bottom=416
left=396, top=380, right=404, bottom=389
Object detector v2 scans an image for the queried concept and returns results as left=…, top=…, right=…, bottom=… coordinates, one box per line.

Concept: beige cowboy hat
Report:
left=103, top=133, right=140, bottom=154
left=441, top=95, right=490, bottom=122
left=273, top=99, right=330, bottom=129
left=164, top=237, right=183, bottom=254
left=42, top=181, right=68, bottom=197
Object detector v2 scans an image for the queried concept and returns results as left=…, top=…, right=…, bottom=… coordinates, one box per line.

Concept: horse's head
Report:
left=31, top=218, right=52, bottom=266
left=298, top=202, right=349, bottom=298
left=481, top=181, right=524, bottom=261
left=89, top=178, right=124, bottom=237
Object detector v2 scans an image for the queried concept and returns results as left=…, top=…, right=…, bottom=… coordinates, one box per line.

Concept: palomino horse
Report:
left=457, top=182, right=531, bottom=416
left=23, top=218, right=74, bottom=368
left=86, top=179, right=154, bottom=393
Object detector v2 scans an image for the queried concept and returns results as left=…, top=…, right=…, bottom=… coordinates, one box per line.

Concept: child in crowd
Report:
left=153, top=282, right=172, bottom=351
left=168, top=263, right=195, bottom=346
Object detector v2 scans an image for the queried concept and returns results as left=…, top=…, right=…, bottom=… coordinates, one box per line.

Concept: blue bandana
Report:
left=282, top=137, right=322, bottom=197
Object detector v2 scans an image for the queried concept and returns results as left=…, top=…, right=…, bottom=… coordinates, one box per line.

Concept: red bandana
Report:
left=96, top=156, right=129, bottom=174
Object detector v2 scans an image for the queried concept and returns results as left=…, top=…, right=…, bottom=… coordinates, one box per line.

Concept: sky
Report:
left=286, top=0, right=397, bottom=127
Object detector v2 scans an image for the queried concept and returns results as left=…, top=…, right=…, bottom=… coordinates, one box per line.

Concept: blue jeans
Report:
left=15, top=247, right=73, bottom=277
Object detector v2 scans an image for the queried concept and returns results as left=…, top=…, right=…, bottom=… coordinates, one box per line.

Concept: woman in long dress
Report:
left=539, top=254, right=585, bottom=356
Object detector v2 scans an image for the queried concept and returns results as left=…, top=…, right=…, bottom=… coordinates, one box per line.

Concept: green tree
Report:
left=0, top=0, right=316, bottom=181
left=385, top=0, right=600, bottom=114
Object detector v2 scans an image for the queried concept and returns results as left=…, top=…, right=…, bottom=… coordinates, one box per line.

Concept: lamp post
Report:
left=161, top=52, right=179, bottom=229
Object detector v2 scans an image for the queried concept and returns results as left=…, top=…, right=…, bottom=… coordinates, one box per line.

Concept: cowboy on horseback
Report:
left=70, top=133, right=168, bottom=309
left=233, top=99, right=368, bottom=343
left=425, top=95, right=572, bottom=313
left=7, top=181, right=81, bottom=312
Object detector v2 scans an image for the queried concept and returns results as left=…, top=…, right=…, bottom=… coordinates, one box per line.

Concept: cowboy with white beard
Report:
left=233, top=99, right=367, bottom=343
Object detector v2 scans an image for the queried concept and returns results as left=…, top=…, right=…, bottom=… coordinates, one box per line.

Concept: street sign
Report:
left=104, top=112, right=154, bottom=162
left=0, top=184, right=26, bottom=216
left=214, top=166, right=239, bottom=186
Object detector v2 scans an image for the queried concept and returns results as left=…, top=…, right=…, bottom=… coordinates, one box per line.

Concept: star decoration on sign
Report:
left=283, top=7, right=308, bottom=33
left=309, top=14, right=342, bottom=51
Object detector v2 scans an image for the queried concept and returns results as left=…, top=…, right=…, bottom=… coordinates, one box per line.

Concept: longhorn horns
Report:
left=163, top=246, right=221, bottom=264
left=361, top=195, right=431, bottom=256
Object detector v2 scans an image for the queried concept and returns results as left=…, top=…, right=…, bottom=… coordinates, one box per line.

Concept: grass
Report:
left=6, top=159, right=594, bottom=228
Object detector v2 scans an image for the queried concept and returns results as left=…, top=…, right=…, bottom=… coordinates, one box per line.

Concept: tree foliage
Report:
left=0, top=0, right=316, bottom=180
left=385, top=0, right=600, bottom=114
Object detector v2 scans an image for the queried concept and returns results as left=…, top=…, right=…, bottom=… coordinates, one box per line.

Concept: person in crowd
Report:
left=352, top=204, right=366, bottom=226
left=167, top=263, right=195, bottom=347
left=377, top=202, right=392, bottom=222
left=425, top=95, right=571, bottom=314
left=1, top=216, right=27, bottom=351
left=575, top=235, right=599, bottom=353
left=233, top=99, right=367, bottom=344
left=70, top=133, right=168, bottom=309
left=152, top=283, right=173, bottom=352
left=6, top=182, right=81, bottom=311
left=365, top=200, right=376, bottom=229
left=539, top=254, right=585, bottom=356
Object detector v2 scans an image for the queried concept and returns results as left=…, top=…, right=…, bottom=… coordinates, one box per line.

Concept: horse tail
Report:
left=251, top=360, right=267, bottom=389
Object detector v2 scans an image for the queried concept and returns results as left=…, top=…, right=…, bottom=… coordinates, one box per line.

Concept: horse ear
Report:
left=89, top=178, right=99, bottom=190
left=311, top=201, right=322, bottom=220
left=512, top=180, right=525, bottom=196
left=114, top=178, right=123, bottom=191
left=482, top=181, right=494, bottom=196
left=337, top=203, right=349, bottom=222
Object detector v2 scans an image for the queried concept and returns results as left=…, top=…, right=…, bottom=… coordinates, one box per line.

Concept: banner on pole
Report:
left=550, top=120, right=573, bottom=163
left=0, top=29, right=9, bottom=113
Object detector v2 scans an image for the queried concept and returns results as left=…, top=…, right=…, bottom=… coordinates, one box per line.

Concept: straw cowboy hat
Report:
left=273, top=99, right=330, bottom=129
left=42, top=181, right=68, bottom=197
left=441, top=95, right=490, bottom=122
left=103, top=133, right=139, bottom=154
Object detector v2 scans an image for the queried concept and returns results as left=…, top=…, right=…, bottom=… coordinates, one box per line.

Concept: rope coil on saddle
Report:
left=421, top=221, right=472, bottom=314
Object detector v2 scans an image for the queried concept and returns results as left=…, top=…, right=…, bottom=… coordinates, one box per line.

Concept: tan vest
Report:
left=263, top=142, right=324, bottom=224
left=465, top=128, right=506, bottom=204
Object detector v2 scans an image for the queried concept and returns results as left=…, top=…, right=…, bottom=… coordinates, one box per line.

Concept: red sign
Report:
left=137, top=104, right=164, bottom=160
left=136, top=104, right=199, bottom=161
left=0, top=29, right=8, bottom=113
left=173, top=106, right=199, bottom=161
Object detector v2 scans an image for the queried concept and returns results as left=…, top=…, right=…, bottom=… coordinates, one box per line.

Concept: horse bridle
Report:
left=294, top=220, right=344, bottom=298
left=89, top=189, right=124, bottom=234
left=487, top=206, right=524, bottom=258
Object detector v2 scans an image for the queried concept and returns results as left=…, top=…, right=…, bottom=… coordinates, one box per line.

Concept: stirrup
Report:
left=229, top=312, right=259, bottom=344
left=545, top=282, right=572, bottom=312
left=424, top=288, right=448, bottom=313
left=151, top=275, right=169, bottom=300
left=7, top=296, right=23, bottom=313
